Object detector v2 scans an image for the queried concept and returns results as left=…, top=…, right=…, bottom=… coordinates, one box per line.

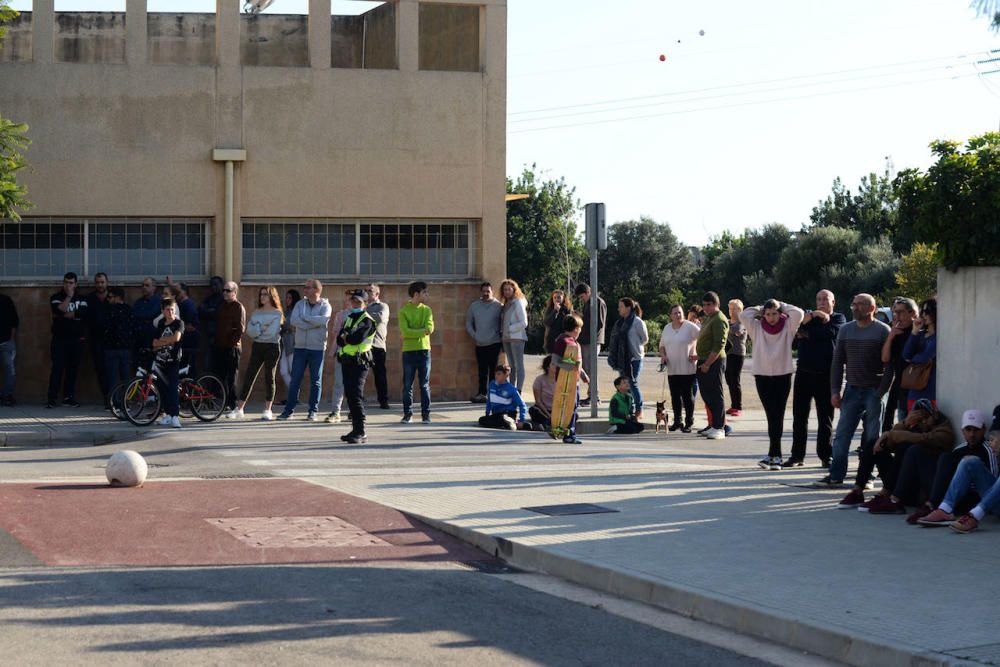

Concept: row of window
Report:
left=0, top=218, right=475, bottom=281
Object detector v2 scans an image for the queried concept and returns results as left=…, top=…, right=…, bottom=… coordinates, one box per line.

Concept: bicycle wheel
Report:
left=123, top=378, right=161, bottom=426
left=109, top=382, right=128, bottom=421
left=178, top=378, right=195, bottom=418
left=189, top=374, right=226, bottom=422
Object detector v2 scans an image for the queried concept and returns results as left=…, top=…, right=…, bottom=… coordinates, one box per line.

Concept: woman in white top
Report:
left=658, top=304, right=700, bottom=432
left=499, top=278, right=529, bottom=392
left=229, top=286, right=284, bottom=420
left=739, top=299, right=804, bottom=470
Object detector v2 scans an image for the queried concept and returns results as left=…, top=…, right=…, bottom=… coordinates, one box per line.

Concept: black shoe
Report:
left=668, top=422, right=682, bottom=432
left=819, top=458, right=831, bottom=469
left=45, top=401, right=57, bottom=409
left=63, top=399, right=81, bottom=408
left=562, top=435, right=582, bottom=444
left=379, top=402, right=391, bottom=410
left=345, top=433, right=368, bottom=444
left=681, top=424, right=692, bottom=433
left=340, top=430, right=358, bottom=442
left=0, top=395, right=15, bottom=407
left=579, top=399, right=591, bottom=407
left=780, top=459, right=804, bottom=468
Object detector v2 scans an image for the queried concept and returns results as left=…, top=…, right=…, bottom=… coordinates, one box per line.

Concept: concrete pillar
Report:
left=32, top=0, right=55, bottom=64
left=397, top=0, right=418, bottom=72
left=215, top=0, right=240, bottom=68
left=481, top=2, right=507, bottom=285
left=308, top=0, right=330, bottom=69
left=126, top=0, right=147, bottom=65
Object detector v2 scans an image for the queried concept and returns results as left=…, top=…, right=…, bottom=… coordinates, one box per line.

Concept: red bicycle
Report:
left=121, top=355, right=226, bottom=426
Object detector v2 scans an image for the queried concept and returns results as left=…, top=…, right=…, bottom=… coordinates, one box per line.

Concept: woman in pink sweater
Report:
left=739, top=300, right=805, bottom=470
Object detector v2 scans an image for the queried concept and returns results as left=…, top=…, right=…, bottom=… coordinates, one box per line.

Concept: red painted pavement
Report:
left=0, top=479, right=492, bottom=567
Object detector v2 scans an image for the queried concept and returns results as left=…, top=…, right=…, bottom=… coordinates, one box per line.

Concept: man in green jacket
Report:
left=399, top=281, right=434, bottom=424
left=696, top=291, right=730, bottom=440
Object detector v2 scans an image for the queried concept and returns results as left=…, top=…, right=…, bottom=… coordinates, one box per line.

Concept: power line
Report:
left=508, top=70, right=982, bottom=134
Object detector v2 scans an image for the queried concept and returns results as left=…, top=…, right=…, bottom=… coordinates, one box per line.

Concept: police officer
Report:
left=337, top=289, right=377, bottom=444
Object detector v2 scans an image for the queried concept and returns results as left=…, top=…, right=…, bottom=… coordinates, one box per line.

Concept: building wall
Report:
left=936, top=267, right=1000, bottom=432
left=0, top=0, right=507, bottom=404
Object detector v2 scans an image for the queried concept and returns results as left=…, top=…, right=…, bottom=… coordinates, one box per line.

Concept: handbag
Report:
left=900, top=360, right=933, bottom=391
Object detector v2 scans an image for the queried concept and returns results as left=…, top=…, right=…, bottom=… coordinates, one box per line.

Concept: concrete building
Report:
left=0, top=0, right=507, bottom=403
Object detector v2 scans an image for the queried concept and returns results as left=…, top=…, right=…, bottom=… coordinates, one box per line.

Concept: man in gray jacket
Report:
left=278, top=278, right=332, bottom=421
left=366, top=283, right=390, bottom=409
left=575, top=283, right=606, bottom=406
left=465, top=282, right=502, bottom=403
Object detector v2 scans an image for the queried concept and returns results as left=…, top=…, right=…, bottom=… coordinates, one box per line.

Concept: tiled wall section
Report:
left=0, top=282, right=481, bottom=404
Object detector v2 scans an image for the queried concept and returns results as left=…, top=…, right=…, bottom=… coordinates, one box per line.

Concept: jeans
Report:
left=503, top=341, right=526, bottom=392
left=755, top=374, right=791, bottom=458
left=48, top=336, right=83, bottom=403
left=474, top=342, right=503, bottom=396
left=941, top=457, right=1000, bottom=515
left=667, top=374, right=695, bottom=426
left=161, top=362, right=180, bottom=417
left=628, top=358, right=644, bottom=411
left=238, top=342, right=280, bottom=403
left=0, top=339, right=15, bottom=397
left=698, top=357, right=726, bottom=429
left=791, top=370, right=835, bottom=464
left=402, top=349, right=431, bottom=419
left=90, top=339, right=109, bottom=402
left=580, top=343, right=601, bottom=401
left=284, top=348, right=325, bottom=415
left=104, top=349, right=131, bottom=399
left=368, top=346, right=389, bottom=405
left=725, top=354, right=744, bottom=410
left=829, top=385, right=886, bottom=483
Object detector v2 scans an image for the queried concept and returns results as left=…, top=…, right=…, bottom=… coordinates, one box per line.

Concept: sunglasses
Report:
left=223, top=288, right=234, bottom=293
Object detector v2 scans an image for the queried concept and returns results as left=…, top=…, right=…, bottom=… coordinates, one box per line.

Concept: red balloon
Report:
left=659, top=54, right=666, bottom=62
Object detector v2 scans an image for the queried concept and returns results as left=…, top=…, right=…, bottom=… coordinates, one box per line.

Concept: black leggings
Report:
left=667, top=374, right=695, bottom=426
left=479, top=410, right=517, bottom=429
left=612, top=421, right=645, bottom=434
left=755, top=374, right=791, bottom=457
left=725, top=354, right=744, bottom=410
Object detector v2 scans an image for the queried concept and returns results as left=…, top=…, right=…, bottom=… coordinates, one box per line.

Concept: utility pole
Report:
left=584, top=203, right=606, bottom=419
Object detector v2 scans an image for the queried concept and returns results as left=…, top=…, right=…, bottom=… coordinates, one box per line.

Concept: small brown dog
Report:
left=654, top=401, right=668, bottom=433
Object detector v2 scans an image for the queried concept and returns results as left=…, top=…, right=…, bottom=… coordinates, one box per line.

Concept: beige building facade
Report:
left=0, top=0, right=507, bottom=403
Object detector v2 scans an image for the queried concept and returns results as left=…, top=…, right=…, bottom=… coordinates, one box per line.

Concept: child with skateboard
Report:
left=479, top=364, right=528, bottom=430
left=608, top=376, right=645, bottom=434
left=550, top=314, right=589, bottom=444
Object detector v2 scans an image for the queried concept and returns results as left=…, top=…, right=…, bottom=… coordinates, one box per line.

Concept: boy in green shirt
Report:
left=399, top=281, right=434, bottom=423
left=609, top=376, right=644, bottom=434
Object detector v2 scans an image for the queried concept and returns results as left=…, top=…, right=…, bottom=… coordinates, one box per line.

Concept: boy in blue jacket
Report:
left=479, top=365, right=527, bottom=430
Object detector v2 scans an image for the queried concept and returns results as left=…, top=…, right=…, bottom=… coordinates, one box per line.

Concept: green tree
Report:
left=693, top=223, right=792, bottom=304
left=913, top=132, right=1000, bottom=270
left=505, top=165, right=588, bottom=350
left=0, top=0, right=31, bottom=221
left=972, top=0, right=1000, bottom=29
left=597, top=216, right=693, bottom=322
left=893, top=242, right=939, bottom=303
left=809, top=170, right=901, bottom=246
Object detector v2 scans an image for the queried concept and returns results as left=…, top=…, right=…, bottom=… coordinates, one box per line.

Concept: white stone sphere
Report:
left=106, top=450, right=148, bottom=487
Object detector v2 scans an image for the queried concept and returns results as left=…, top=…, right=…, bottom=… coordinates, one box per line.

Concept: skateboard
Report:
left=549, top=341, right=581, bottom=439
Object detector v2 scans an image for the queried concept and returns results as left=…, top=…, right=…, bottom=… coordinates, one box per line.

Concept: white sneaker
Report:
left=170, top=416, right=182, bottom=428
left=158, top=414, right=172, bottom=426
left=225, top=408, right=244, bottom=419
left=705, top=428, right=725, bottom=440
left=261, top=410, right=274, bottom=421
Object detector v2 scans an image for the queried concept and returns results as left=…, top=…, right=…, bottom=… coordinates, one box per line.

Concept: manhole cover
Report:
left=207, top=516, right=392, bottom=548
left=522, top=503, right=619, bottom=516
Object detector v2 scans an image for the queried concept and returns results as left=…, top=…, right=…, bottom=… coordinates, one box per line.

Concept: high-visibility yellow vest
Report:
left=340, top=311, right=376, bottom=357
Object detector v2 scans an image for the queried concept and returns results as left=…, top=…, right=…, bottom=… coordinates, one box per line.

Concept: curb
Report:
left=405, top=512, right=967, bottom=667
left=1, top=430, right=133, bottom=447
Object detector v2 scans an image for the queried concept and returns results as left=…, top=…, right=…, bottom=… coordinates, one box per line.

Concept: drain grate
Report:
left=201, top=472, right=275, bottom=479
left=207, top=516, right=391, bottom=548
left=522, top=503, right=619, bottom=516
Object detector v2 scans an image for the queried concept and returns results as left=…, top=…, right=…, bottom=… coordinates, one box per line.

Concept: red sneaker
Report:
left=917, top=509, right=956, bottom=526
left=950, top=514, right=980, bottom=534
left=869, top=497, right=905, bottom=514
left=907, top=506, right=932, bottom=525
left=727, top=409, right=742, bottom=417
left=837, top=488, right=865, bottom=509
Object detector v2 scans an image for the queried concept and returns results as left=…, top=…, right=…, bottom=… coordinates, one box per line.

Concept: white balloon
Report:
left=106, top=450, right=149, bottom=487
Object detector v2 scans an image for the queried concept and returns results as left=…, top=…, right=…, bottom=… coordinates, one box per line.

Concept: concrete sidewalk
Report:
left=2, top=365, right=993, bottom=666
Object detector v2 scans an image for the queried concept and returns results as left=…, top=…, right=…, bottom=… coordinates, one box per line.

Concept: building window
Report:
left=0, top=218, right=208, bottom=282
left=419, top=3, right=480, bottom=72
left=241, top=219, right=474, bottom=280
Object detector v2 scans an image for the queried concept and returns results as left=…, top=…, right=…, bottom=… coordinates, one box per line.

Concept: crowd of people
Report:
left=3, top=273, right=997, bottom=532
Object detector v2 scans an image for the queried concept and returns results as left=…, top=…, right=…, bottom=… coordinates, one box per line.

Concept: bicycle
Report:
left=122, top=354, right=227, bottom=426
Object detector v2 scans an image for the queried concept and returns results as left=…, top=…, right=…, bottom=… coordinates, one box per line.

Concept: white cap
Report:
left=962, top=409, right=986, bottom=429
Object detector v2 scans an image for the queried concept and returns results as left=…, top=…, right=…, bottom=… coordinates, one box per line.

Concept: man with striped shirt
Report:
left=816, top=293, right=891, bottom=487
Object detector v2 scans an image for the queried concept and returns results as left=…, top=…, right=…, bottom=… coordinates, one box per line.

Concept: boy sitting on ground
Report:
left=479, top=364, right=527, bottom=430
left=609, top=376, right=645, bottom=435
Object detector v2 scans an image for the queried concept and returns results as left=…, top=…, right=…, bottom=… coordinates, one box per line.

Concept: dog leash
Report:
left=657, top=361, right=668, bottom=402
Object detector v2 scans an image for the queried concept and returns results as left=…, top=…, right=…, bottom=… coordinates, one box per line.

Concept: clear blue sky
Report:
left=14, top=0, right=1000, bottom=245
left=507, top=0, right=1000, bottom=245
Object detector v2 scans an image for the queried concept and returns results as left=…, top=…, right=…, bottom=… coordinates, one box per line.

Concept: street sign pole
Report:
left=584, top=203, right=606, bottom=420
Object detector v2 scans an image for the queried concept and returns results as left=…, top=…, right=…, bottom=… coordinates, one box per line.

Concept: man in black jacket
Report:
left=47, top=272, right=89, bottom=408
left=103, top=287, right=134, bottom=406
left=0, top=289, right=18, bottom=406
left=575, top=283, right=606, bottom=407
left=787, top=289, right=846, bottom=467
